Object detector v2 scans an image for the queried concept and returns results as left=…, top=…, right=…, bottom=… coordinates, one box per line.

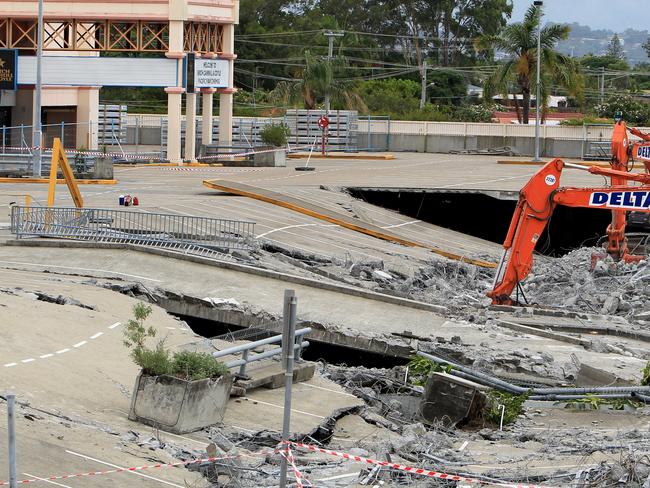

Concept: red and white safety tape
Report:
left=0, top=450, right=273, bottom=486
left=287, top=441, right=558, bottom=488
left=2, top=144, right=311, bottom=163
left=280, top=445, right=307, bottom=488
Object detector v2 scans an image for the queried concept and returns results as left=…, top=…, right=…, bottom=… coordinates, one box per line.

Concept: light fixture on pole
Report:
left=323, top=31, right=344, bottom=114
left=33, top=0, right=44, bottom=176
left=533, top=0, right=543, bottom=162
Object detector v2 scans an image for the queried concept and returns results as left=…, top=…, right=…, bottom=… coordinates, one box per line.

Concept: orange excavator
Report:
left=489, top=118, right=650, bottom=305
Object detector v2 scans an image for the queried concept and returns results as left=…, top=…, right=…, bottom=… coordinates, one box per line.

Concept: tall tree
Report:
left=269, top=52, right=366, bottom=110
left=606, top=34, right=625, bottom=60
left=477, top=5, right=582, bottom=124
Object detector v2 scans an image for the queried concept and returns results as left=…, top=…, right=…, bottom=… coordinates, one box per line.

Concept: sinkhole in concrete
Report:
left=347, top=188, right=613, bottom=256
left=174, top=313, right=408, bottom=368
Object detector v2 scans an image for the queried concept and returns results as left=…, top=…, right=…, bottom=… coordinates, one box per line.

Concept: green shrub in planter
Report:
left=171, top=350, right=230, bottom=380
left=124, top=303, right=229, bottom=380
left=260, top=123, right=290, bottom=147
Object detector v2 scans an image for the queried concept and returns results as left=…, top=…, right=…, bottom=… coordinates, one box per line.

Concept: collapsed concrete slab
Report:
left=421, top=373, right=488, bottom=427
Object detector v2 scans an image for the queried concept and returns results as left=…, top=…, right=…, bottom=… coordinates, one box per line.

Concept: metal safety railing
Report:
left=10, top=206, right=256, bottom=252
left=214, top=327, right=311, bottom=378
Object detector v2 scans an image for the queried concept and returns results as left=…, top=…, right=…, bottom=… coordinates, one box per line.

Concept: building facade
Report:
left=0, top=0, right=239, bottom=162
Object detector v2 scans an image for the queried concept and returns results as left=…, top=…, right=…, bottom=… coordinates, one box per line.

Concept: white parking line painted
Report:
left=0, top=260, right=163, bottom=283
left=23, top=472, right=73, bottom=488
left=65, top=449, right=186, bottom=488
left=242, top=397, right=325, bottom=419
left=381, top=219, right=421, bottom=229
left=4, top=321, right=123, bottom=368
left=300, top=382, right=358, bottom=398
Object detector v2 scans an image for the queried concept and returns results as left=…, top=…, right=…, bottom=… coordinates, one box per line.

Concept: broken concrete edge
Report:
left=490, top=303, right=630, bottom=325
left=3, top=239, right=449, bottom=315
left=501, top=319, right=650, bottom=345
left=495, top=319, right=592, bottom=348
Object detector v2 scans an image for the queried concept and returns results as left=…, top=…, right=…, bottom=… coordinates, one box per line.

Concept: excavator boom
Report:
left=489, top=126, right=650, bottom=305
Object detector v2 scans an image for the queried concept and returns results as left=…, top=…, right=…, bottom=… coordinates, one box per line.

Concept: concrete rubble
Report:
left=2, top=225, right=650, bottom=486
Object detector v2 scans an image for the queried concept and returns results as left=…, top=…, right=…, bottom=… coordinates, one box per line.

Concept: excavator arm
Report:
left=488, top=159, right=650, bottom=305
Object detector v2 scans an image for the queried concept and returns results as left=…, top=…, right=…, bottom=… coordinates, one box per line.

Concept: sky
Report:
left=511, top=0, right=648, bottom=31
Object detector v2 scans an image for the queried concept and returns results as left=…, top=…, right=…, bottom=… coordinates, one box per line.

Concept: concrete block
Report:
left=576, top=363, right=631, bottom=387
left=93, top=157, right=114, bottom=180
left=264, top=362, right=316, bottom=389
left=129, top=371, right=233, bottom=434
left=254, top=150, right=286, bottom=167
left=420, top=373, right=487, bottom=427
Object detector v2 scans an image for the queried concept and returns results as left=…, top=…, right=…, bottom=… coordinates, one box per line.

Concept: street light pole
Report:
left=323, top=31, right=343, bottom=114
left=533, top=0, right=543, bottom=162
left=33, top=0, right=44, bottom=176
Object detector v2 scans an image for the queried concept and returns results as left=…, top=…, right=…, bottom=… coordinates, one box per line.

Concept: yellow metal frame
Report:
left=48, top=138, right=84, bottom=208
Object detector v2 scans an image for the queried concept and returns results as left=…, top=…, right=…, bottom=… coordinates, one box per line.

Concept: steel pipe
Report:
left=417, top=351, right=650, bottom=397
left=224, top=341, right=309, bottom=368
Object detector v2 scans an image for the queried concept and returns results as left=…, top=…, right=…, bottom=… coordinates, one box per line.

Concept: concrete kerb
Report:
left=3, top=239, right=448, bottom=314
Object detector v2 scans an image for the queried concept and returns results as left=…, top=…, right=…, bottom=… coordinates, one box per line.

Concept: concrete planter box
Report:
left=128, top=372, right=233, bottom=434
left=253, top=148, right=286, bottom=167
left=93, top=156, right=114, bottom=180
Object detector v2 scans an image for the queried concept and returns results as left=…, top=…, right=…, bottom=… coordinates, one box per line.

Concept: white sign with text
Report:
left=194, top=59, right=229, bottom=88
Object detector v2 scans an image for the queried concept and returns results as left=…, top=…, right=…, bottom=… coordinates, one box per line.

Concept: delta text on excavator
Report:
left=488, top=118, right=650, bottom=306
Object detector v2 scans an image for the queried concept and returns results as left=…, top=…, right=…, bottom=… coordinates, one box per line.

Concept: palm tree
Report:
left=477, top=5, right=582, bottom=124
left=269, top=52, right=366, bottom=111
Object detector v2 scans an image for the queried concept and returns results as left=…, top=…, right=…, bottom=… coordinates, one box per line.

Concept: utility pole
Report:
left=7, top=393, right=17, bottom=488
left=33, top=0, right=44, bottom=177
left=323, top=31, right=343, bottom=114
left=420, top=60, right=428, bottom=109
left=279, top=290, right=298, bottom=488
left=533, top=0, right=543, bottom=162
left=600, top=66, right=605, bottom=105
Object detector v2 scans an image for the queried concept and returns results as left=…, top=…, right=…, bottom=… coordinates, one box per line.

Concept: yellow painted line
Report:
left=203, top=179, right=495, bottom=268
left=0, top=178, right=118, bottom=185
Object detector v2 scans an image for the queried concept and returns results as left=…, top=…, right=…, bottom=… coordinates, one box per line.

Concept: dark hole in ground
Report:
left=174, top=314, right=408, bottom=368
left=347, top=189, right=613, bottom=257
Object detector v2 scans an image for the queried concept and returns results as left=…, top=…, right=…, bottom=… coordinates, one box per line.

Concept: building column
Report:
left=76, top=87, right=99, bottom=150
left=185, top=91, right=197, bottom=162
left=218, top=24, right=237, bottom=150
left=201, top=88, right=215, bottom=146
left=165, top=87, right=184, bottom=163
left=165, top=18, right=186, bottom=164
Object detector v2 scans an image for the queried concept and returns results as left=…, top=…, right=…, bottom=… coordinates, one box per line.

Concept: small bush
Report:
left=171, top=350, right=229, bottom=381
left=260, top=123, right=290, bottom=147
left=407, top=356, right=452, bottom=386
left=642, top=361, right=650, bottom=386
left=485, top=390, right=529, bottom=426
left=123, top=303, right=229, bottom=381
left=133, top=341, right=171, bottom=376
left=453, top=104, right=496, bottom=123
